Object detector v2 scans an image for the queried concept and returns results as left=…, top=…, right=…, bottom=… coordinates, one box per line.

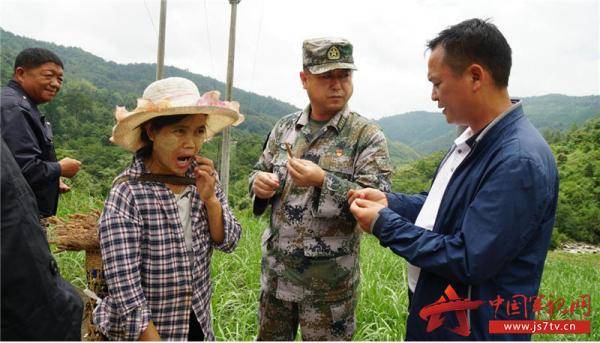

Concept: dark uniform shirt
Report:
left=1, top=138, right=83, bottom=340
left=1, top=80, right=61, bottom=217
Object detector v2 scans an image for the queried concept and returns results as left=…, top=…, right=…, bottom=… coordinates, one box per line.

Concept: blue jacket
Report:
left=1, top=80, right=61, bottom=217
left=373, top=104, right=558, bottom=340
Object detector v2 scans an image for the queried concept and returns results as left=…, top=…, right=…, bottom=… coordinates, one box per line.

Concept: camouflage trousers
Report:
left=257, top=290, right=357, bottom=341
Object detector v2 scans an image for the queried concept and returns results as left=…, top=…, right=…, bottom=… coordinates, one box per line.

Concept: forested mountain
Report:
left=550, top=117, right=600, bottom=245
left=391, top=116, right=600, bottom=247
left=1, top=28, right=428, bottom=166
left=377, top=95, right=600, bottom=155
left=2, top=28, right=599, bottom=237
left=0, top=28, right=425, bottom=168
left=5, top=27, right=596, bottom=166
left=1, top=28, right=301, bottom=207
left=0, top=28, right=298, bottom=135
left=377, top=111, right=455, bottom=155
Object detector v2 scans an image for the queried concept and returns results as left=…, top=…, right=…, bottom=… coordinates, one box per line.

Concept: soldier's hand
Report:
left=253, top=172, right=280, bottom=199
left=287, top=158, right=325, bottom=188
left=59, top=157, right=81, bottom=178
left=348, top=188, right=388, bottom=206
left=350, top=198, right=385, bottom=233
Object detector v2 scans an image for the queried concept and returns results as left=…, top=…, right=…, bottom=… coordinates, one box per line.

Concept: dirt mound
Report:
left=47, top=210, right=101, bottom=252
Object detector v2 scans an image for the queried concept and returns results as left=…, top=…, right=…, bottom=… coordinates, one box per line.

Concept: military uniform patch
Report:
left=327, top=46, right=341, bottom=60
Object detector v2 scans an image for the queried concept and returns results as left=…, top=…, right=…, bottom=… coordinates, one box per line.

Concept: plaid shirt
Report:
left=93, top=155, right=242, bottom=340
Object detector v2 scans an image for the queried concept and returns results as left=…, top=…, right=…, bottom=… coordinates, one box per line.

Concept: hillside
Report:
left=0, top=28, right=299, bottom=136
left=0, top=28, right=424, bottom=166
left=5, top=28, right=596, bottom=166
left=377, top=97, right=600, bottom=155
left=387, top=140, right=421, bottom=165
left=551, top=117, right=600, bottom=245
left=1, top=28, right=598, bottom=213
left=391, top=116, right=600, bottom=246
left=377, top=111, right=455, bottom=155
left=1, top=28, right=305, bottom=205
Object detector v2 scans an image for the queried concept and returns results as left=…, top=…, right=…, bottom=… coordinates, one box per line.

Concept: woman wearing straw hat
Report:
left=93, top=77, right=244, bottom=340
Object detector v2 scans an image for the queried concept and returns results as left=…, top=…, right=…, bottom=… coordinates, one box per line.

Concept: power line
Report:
left=247, top=0, right=265, bottom=114
left=143, top=0, right=158, bottom=35
left=202, top=0, right=217, bottom=90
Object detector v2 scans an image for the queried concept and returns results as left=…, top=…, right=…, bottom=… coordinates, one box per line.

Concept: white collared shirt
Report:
left=407, top=127, right=475, bottom=292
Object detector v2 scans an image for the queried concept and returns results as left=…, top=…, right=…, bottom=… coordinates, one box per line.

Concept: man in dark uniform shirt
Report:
left=1, top=48, right=81, bottom=218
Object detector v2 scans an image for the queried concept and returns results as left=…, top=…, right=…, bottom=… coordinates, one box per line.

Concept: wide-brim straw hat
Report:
left=110, top=77, right=244, bottom=152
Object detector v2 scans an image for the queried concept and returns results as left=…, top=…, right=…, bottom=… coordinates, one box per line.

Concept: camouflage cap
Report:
left=302, top=37, right=357, bottom=74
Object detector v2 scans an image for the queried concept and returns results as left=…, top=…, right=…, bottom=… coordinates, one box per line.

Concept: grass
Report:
left=533, top=253, right=599, bottom=341
left=54, top=194, right=599, bottom=341
left=210, top=213, right=600, bottom=341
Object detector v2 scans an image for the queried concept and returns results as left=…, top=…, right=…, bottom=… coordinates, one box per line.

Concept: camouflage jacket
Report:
left=249, top=105, right=391, bottom=302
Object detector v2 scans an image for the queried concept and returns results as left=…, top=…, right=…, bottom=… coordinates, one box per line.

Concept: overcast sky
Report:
left=1, top=0, right=598, bottom=118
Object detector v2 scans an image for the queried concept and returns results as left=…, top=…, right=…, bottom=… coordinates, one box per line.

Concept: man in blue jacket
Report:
left=349, top=18, right=558, bottom=340
left=1, top=48, right=81, bottom=219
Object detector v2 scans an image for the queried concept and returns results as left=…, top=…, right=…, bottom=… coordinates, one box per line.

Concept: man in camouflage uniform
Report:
left=249, top=37, right=392, bottom=340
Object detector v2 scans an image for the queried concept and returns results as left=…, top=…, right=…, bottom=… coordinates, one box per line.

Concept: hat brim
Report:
left=111, top=105, right=243, bottom=152
left=307, top=63, right=357, bottom=75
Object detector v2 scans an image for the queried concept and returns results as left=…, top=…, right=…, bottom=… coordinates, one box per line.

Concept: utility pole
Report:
left=156, top=0, right=167, bottom=80
left=219, top=0, right=241, bottom=196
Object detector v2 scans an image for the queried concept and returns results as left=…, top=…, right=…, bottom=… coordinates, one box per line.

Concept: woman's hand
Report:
left=194, top=156, right=225, bottom=243
left=138, top=320, right=160, bottom=341
left=193, top=156, right=218, bottom=204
